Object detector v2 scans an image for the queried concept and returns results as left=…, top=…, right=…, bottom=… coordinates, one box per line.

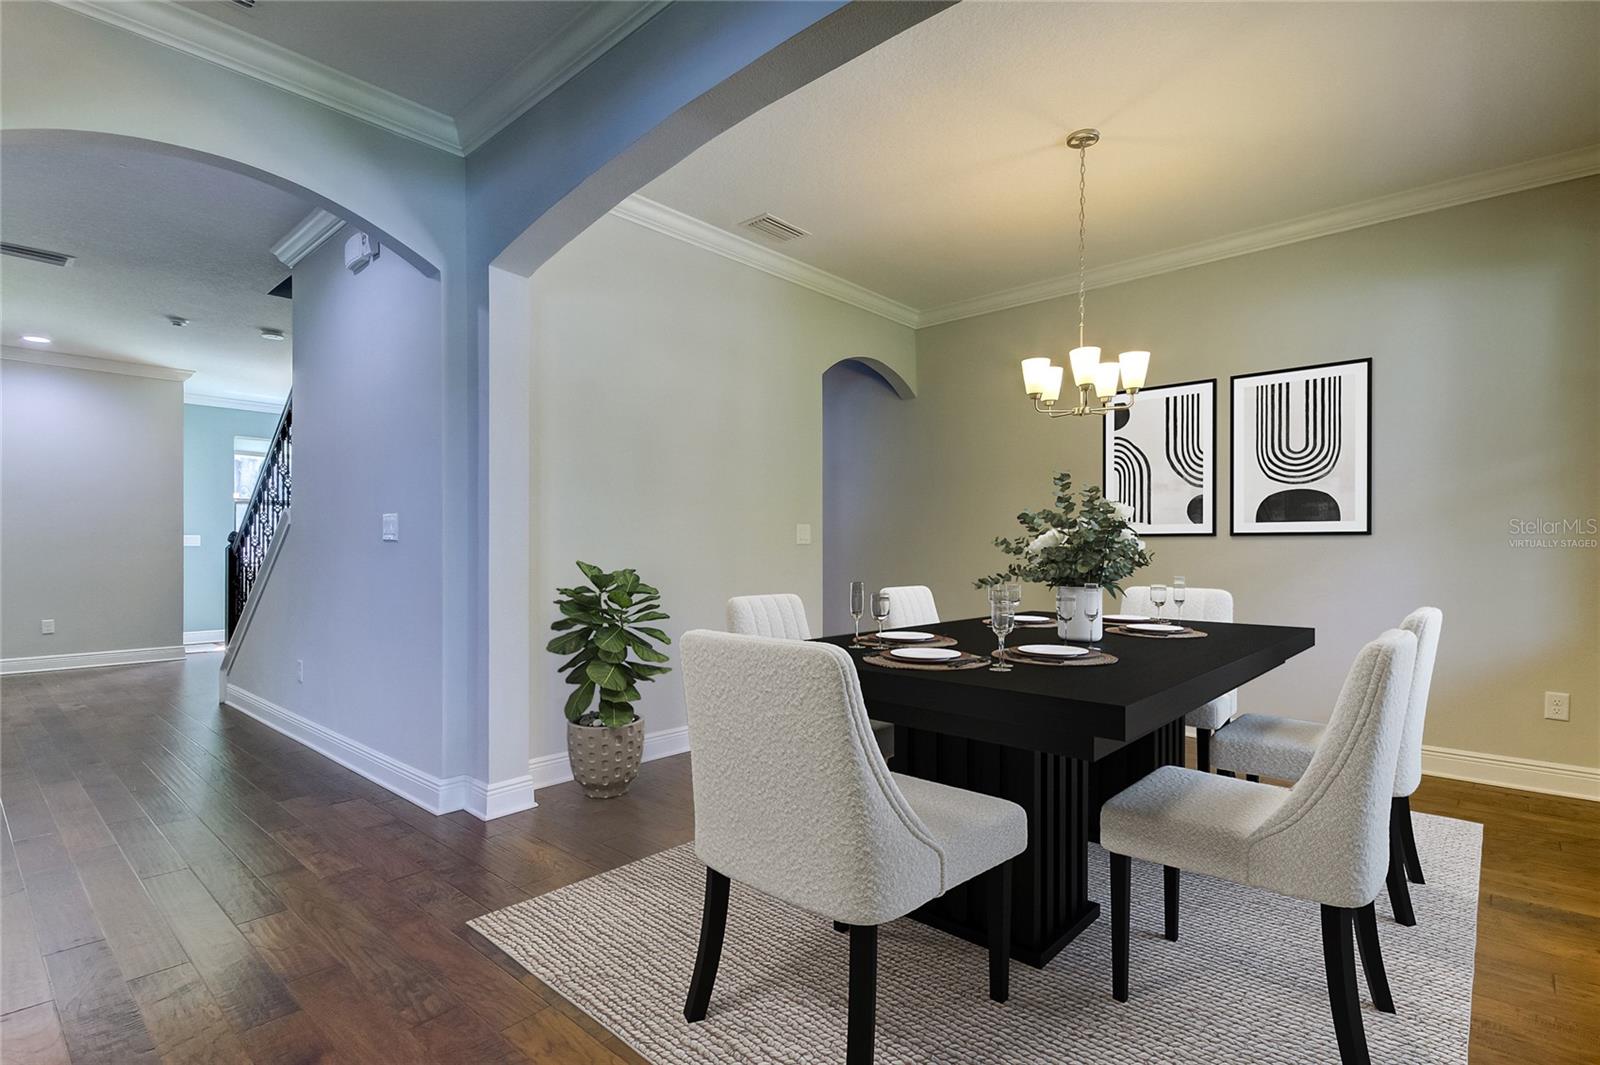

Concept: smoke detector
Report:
left=259, top=328, right=286, bottom=342
left=739, top=214, right=808, bottom=243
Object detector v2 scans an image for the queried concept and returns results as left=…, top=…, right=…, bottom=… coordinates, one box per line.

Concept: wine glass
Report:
left=1005, top=581, right=1023, bottom=619
left=871, top=591, right=891, bottom=639
left=848, top=581, right=866, bottom=648
left=1151, top=584, right=1168, bottom=621
left=1172, top=576, right=1187, bottom=620
left=989, top=587, right=1016, bottom=672
left=1084, top=583, right=1102, bottom=650
left=1059, top=591, right=1078, bottom=640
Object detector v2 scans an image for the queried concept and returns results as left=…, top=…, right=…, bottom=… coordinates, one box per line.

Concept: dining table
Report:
left=814, top=615, right=1315, bottom=967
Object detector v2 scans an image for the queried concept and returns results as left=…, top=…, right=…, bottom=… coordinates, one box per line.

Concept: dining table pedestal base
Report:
left=893, top=716, right=1186, bottom=968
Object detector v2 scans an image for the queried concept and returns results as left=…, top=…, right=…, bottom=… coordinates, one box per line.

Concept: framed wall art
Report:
left=1102, top=378, right=1216, bottom=536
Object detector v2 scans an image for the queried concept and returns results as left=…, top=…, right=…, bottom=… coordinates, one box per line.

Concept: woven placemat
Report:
left=1106, top=625, right=1207, bottom=640
left=853, top=634, right=958, bottom=650
left=993, top=647, right=1118, bottom=667
left=863, top=652, right=990, bottom=672
left=982, top=618, right=1057, bottom=629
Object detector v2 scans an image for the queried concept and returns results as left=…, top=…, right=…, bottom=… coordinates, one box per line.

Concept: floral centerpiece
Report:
left=976, top=472, right=1152, bottom=640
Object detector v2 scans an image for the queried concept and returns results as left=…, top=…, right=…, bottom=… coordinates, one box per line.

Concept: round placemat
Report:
left=1106, top=625, right=1207, bottom=640
left=993, top=647, right=1118, bottom=667
left=983, top=618, right=1057, bottom=629
left=853, top=634, right=959, bottom=650
left=863, top=652, right=990, bottom=671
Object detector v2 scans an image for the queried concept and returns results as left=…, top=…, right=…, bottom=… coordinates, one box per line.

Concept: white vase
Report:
left=1056, top=585, right=1103, bottom=642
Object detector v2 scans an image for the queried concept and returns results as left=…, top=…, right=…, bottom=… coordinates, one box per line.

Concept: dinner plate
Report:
left=1015, top=643, right=1091, bottom=659
left=1013, top=613, right=1053, bottom=623
left=1103, top=613, right=1151, bottom=623
left=877, top=631, right=935, bottom=642
left=1124, top=622, right=1185, bottom=634
left=887, top=646, right=962, bottom=662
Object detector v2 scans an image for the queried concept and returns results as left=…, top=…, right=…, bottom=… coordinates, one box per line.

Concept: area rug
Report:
left=470, top=813, right=1481, bottom=1063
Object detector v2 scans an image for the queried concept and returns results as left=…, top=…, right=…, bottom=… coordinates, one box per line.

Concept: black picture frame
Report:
left=1101, top=377, right=1218, bottom=537
left=1229, top=357, right=1372, bottom=536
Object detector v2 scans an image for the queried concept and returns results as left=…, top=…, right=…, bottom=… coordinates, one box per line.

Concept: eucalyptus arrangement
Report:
left=547, top=562, right=672, bottom=727
left=976, top=471, right=1153, bottom=598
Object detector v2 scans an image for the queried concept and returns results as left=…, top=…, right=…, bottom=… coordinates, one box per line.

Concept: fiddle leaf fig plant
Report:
left=546, top=561, right=671, bottom=728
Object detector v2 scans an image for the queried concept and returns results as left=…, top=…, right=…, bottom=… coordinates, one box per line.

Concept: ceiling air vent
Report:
left=230, top=0, right=258, bottom=8
left=740, top=214, right=808, bottom=243
left=1, top=242, right=75, bottom=268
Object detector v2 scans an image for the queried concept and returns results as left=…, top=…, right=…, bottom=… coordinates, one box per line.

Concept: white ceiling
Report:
left=641, top=2, right=1600, bottom=317
left=1, top=139, right=308, bottom=403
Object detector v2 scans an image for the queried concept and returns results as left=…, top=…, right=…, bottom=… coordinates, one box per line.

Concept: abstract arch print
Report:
left=1231, top=359, right=1371, bottom=534
left=1103, top=379, right=1216, bottom=536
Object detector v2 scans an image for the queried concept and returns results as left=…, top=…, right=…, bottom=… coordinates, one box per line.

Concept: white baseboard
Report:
left=184, top=629, right=226, bottom=646
left=1, top=645, right=185, bottom=675
left=223, top=683, right=535, bottom=819
left=529, top=724, right=691, bottom=791
left=1421, top=744, right=1600, bottom=802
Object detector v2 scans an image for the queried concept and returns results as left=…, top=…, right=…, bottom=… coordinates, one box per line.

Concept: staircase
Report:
left=225, top=394, right=292, bottom=650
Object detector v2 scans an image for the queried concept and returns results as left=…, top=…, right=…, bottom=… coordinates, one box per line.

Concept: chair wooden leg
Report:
left=1321, top=905, right=1372, bottom=1065
left=1111, top=853, right=1130, bottom=1002
left=684, top=868, right=730, bottom=1022
left=1245, top=773, right=1260, bottom=783
left=986, top=861, right=1012, bottom=1003
left=1396, top=796, right=1425, bottom=884
left=1163, top=865, right=1179, bottom=941
left=1354, top=902, right=1396, bottom=1013
left=1196, top=728, right=1212, bottom=773
left=1386, top=818, right=1418, bottom=927
left=1217, top=769, right=1236, bottom=778
left=848, top=924, right=878, bottom=1065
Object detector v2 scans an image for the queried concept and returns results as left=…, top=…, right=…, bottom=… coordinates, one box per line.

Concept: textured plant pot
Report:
left=1056, top=585, right=1104, bottom=642
left=567, top=718, right=644, bottom=799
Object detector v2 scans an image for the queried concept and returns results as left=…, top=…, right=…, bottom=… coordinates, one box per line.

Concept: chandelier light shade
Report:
left=1019, top=129, right=1152, bottom=418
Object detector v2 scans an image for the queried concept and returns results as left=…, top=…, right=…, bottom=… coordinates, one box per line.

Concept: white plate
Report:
left=1013, top=613, right=1052, bottom=623
left=1103, top=613, right=1151, bottom=622
left=878, top=631, right=935, bottom=642
left=1125, top=623, right=1185, bottom=633
left=1015, top=644, right=1091, bottom=658
left=888, top=646, right=962, bottom=662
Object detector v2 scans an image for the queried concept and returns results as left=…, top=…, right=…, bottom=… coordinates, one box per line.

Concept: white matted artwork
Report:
left=1102, top=379, right=1216, bottom=536
left=1231, top=358, right=1371, bottom=535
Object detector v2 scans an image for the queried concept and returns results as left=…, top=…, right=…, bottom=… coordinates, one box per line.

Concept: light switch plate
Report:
left=382, top=513, right=399, bottom=542
left=40, top=619, right=55, bottom=635
left=183, top=534, right=202, bottom=547
left=796, top=523, right=812, bottom=545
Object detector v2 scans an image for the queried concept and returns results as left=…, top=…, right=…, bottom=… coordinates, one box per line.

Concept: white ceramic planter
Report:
left=1056, top=585, right=1103, bottom=642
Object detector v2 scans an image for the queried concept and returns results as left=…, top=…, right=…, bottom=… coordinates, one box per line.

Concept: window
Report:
left=234, top=436, right=269, bottom=529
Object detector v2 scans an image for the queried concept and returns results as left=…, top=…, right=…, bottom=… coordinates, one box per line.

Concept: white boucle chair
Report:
left=725, top=594, right=896, bottom=762
left=880, top=585, right=940, bottom=629
left=1210, top=607, right=1442, bottom=926
left=1100, top=628, right=1417, bottom=1065
left=1121, top=585, right=1237, bottom=771
left=681, top=631, right=1027, bottom=1064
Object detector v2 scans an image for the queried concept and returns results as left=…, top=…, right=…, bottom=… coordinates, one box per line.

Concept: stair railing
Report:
left=226, top=394, right=292, bottom=639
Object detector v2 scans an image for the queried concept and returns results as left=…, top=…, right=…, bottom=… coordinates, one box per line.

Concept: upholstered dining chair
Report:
left=724, top=593, right=895, bottom=761
left=1210, top=607, right=1442, bottom=926
left=1121, top=585, right=1236, bottom=772
left=680, top=631, right=1027, bottom=1064
left=880, top=585, right=940, bottom=629
left=1101, top=629, right=1417, bottom=1065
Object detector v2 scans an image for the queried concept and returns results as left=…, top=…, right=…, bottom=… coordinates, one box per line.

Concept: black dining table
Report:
left=814, top=616, right=1314, bottom=967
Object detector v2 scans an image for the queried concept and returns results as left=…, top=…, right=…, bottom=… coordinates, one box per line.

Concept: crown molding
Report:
left=2, top=345, right=195, bottom=381
left=271, top=208, right=345, bottom=269
left=610, top=195, right=921, bottom=329
left=457, top=1, right=669, bottom=154
left=918, top=144, right=1600, bottom=328
left=184, top=392, right=285, bottom=414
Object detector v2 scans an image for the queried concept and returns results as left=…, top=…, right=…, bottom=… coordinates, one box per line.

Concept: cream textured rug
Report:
left=471, top=813, right=1481, bottom=1064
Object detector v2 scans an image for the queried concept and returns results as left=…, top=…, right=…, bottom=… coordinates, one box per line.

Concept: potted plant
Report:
left=977, top=472, right=1153, bottom=641
left=546, top=562, right=672, bottom=798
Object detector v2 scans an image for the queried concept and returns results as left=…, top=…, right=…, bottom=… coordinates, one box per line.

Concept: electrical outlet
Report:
left=296, top=659, right=304, bottom=684
left=1543, top=691, right=1570, bottom=721
left=40, top=619, right=55, bottom=635
left=795, top=523, right=812, bottom=545
left=382, top=513, right=399, bottom=542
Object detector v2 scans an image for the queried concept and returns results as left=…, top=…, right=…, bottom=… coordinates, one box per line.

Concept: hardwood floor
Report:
left=2, top=654, right=1595, bottom=1064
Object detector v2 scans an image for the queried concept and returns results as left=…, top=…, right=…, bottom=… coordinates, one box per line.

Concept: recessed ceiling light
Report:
left=20, top=334, right=51, bottom=344
left=168, top=316, right=190, bottom=328
left=259, top=328, right=286, bottom=342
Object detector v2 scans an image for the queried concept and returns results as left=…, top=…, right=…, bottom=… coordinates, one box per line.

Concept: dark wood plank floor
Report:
left=2, top=654, right=1595, bottom=1064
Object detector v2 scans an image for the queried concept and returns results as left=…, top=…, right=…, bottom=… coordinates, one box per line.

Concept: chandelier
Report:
left=1020, top=129, right=1150, bottom=417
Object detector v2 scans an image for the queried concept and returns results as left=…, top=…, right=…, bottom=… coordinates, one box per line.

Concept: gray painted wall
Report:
left=228, top=236, right=446, bottom=775
left=826, top=178, right=1600, bottom=768
left=1, top=358, right=183, bottom=659
left=183, top=402, right=280, bottom=636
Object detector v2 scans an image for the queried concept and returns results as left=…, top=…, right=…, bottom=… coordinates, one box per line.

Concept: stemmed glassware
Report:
left=1151, top=583, right=1168, bottom=620
left=1058, top=590, right=1077, bottom=637
left=1172, top=576, right=1186, bottom=620
left=989, top=586, right=1016, bottom=671
left=1084, top=582, right=1102, bottom=650
left=848, top=581, right=866, bottom=648
left=871, top=591, right=891, bottom=639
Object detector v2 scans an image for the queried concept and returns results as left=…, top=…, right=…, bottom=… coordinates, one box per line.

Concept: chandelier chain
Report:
left=1076, top=144, right=1088, bottom=348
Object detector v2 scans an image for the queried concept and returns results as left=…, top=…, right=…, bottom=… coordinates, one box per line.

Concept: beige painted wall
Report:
left=525, top=213, right=917, bottom=761
left=828, top=179, right=1599, bottom=769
